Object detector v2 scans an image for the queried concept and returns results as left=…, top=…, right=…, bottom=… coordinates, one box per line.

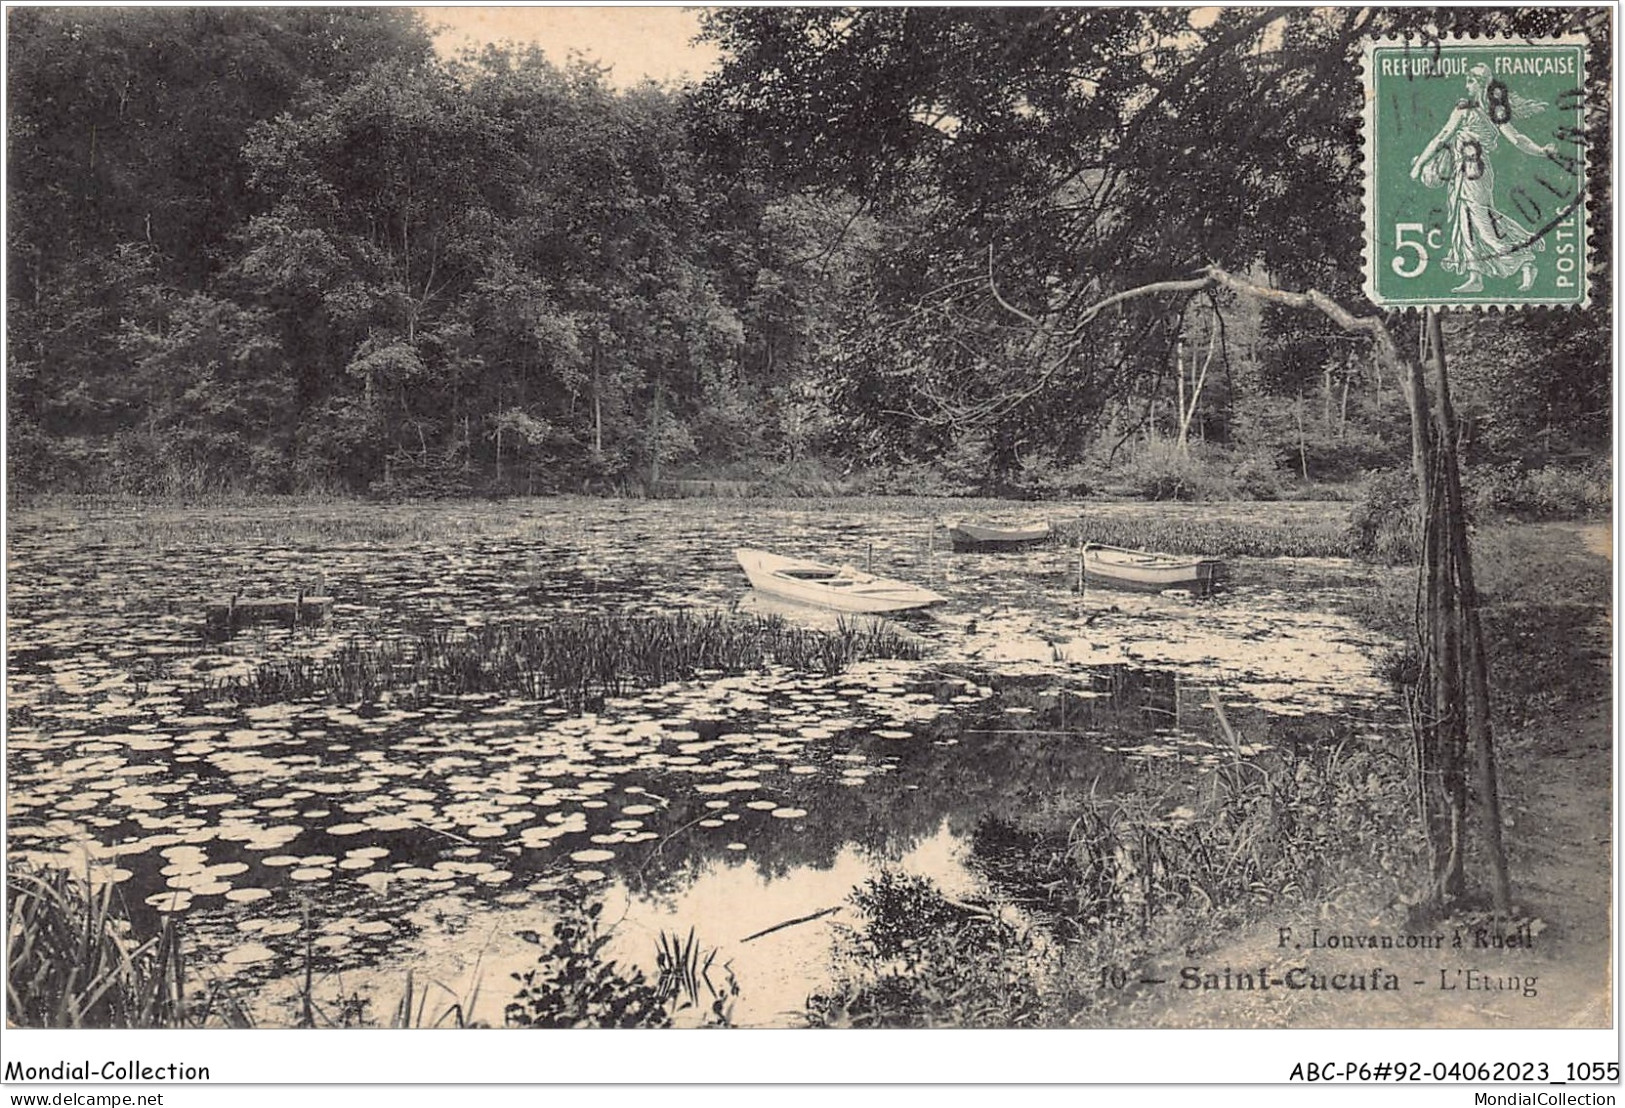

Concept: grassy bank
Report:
left=1338, top=521, right=1613, bottom=724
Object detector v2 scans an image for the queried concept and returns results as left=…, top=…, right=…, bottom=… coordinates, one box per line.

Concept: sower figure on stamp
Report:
left=1409, top=64, right=1558, bottom=294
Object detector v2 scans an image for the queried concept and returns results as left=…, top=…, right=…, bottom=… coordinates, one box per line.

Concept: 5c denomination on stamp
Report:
left=1363, top=36, right=1589, bottom=309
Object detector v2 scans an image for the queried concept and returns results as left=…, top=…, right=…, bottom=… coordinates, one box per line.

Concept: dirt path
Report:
left=1580, top=521, right=1613, bottom=561
left=1109, top=524, right=1613, bottom=1029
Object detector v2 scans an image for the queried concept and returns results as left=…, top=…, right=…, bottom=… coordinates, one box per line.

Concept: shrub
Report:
left=505, top=895, right=669, bottom=1028
left=1347, top=468, right=1419, bottom=563
left=367, top=452, right=480, bottom=501
left=1010, top=453, right=1096, bottom=499
left=7, top=420, right=95, bottom=495
left=806, top=872, right=1048, bottom=1028
left=848, top=461, right=981, bottom=497
left=1231, top=454, right=1286, bottom=501
left=1117, top=441, right=1239, bottom=502
left=1293, top=429, right=1404, bottom=482
left=1467, top=460, right=1610, bottom=521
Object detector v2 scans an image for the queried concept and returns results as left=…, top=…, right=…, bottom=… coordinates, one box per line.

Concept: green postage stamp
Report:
left=1363, top=36, right=1589, bottom=309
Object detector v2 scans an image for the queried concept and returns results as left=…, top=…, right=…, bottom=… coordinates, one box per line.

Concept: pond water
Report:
left=6, top=497, right=1399, bottom=1027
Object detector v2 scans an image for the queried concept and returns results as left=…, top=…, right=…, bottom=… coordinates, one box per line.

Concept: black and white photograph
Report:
left=2, top=3, right=1615, bottom=1098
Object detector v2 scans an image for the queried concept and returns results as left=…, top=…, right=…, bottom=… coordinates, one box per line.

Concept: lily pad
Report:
left=225, top=888, right=272, bottom=903
left=221, top=943, right=276, bottom=966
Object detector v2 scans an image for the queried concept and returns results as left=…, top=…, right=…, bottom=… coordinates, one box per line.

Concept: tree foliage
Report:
left=7, top=7, right=1609, bottom=495
left=698, top=6, right=1610, bottom=471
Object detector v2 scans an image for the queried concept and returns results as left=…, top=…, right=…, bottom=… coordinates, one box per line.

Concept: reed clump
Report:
left=4, top=864, right=245, bottom=1028
left=198, top=611, right=923, bottom=710
left=654, top=926, right=739, bottom=1027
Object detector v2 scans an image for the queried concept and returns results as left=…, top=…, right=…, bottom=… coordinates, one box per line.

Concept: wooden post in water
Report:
left=865, top=542, right=873, bottom=572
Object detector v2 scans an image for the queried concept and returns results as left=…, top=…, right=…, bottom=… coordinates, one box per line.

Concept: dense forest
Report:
left=6, top=7, right=1611, bottom=501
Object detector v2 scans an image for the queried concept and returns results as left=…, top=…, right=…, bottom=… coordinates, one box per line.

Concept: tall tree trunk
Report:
left=983, top=264, right=1509, bottom=914
left=1394, top=318, right=1465, bottom=903
left=1199, top=269, right=1501, bottom=915
left=1295, top=391, right=1308, bottom=480
left=1177, top=323, right=1216, bottom=453
left=1424, top=310, right=1513, bottom=913
left=1175, top=339, right=1187, bottom=453
left=592, top=341, right=603, bottom=454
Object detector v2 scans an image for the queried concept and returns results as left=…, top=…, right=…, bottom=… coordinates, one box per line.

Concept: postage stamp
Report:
left=1363, top=36, right=1590, bottom=309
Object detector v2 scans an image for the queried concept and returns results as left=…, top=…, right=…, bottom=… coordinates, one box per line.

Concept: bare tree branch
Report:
left=911, top=259, right=1432, bottom=435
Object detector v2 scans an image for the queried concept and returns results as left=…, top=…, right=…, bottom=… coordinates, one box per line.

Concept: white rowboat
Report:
left=1082, top=543, right=1222, bottom=597
left=734, top=548, right=946, bottom=613
left=942, top=518, right=1052, bottom=552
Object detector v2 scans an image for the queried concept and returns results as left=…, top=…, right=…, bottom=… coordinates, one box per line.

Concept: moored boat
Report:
left=942, top=518, right=1053, bottom=553
left=734, top=548, right=946, bottom=613
left=1081, top=542, right=1222, bottom=597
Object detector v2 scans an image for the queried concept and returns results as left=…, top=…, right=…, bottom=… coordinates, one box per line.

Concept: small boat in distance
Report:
left=734, top=548, right=946, bottom=613
left=1081, top=542, right=1222, bottom=597
left=941, top=518, right=1053, bottom=553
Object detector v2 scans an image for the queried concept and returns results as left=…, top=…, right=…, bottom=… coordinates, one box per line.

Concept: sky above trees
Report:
left=418, top=6, right=720, bottom=85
